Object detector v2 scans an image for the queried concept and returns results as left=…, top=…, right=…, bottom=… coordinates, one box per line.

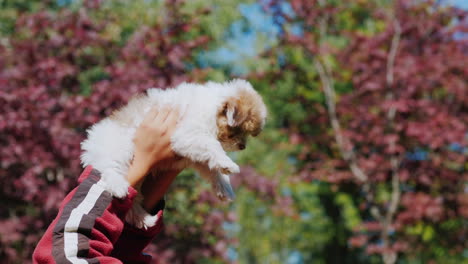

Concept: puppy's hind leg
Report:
left=215, top=173, right=235, bottom=201
left=193, top=163, right=235, bottom=201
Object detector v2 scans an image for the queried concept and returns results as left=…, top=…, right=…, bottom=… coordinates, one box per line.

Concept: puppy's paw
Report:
left=126, top=202, right=160, bottom=229
left=216, top=191, right=231, bottom=202
left=215, top=158, right=240, bottom=175
left=223, top=165, right=239, bottom=175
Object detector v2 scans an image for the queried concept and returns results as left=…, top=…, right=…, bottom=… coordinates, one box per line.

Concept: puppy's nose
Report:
left=238, top=143, right=246, bottom=150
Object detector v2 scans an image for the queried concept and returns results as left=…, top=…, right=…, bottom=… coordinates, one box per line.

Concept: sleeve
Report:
left=32, top=166, right=164, bottom=264
left=111, top=200, right=166, bottom=263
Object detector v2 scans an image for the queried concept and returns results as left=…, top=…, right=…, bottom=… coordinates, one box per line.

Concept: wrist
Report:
left=141, top=169, right=179, bottom=211
left=127, top=159, right=150, bottom=187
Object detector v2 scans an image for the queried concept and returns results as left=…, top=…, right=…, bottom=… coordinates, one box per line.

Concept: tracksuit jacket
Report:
left=32, top=166, right=164, bottom=264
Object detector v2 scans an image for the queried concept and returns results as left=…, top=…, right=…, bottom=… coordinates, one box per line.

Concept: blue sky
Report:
left=199, top=1, right=468, bottom=76
left=197, top=2, right=284, bottom=75
left=453, top=0, right=468, bottom=9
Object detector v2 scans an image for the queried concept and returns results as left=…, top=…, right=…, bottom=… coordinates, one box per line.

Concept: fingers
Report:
left=153, top=106, right=170, bottom=124
left=154, top=106, right=179, bottom=129
left=145, top=104, right=182, bottom=125
left=142, top=107, right=159, bottom=124
left=165, top=108, right=179, bottom=131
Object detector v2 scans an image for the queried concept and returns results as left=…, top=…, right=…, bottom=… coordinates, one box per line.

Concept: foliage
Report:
left=0, top=0, right=212, bottom=262
left=258, top=0, right=468, bottom=263
left=0, top=0, right=466, bottom=263
left=232, top=129, right=333, bottom=263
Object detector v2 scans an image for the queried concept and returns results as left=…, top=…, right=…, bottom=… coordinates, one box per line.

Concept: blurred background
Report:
left=0, top=0, right=467, bottom=263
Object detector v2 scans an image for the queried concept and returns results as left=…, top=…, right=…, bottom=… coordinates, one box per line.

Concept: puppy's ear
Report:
left=226, top=101, right=237, bottom=127
left=224, top=99, right=246, bottom=127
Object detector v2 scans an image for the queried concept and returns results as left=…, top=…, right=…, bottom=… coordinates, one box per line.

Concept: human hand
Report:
left=126, top=106, right=180, bottom=187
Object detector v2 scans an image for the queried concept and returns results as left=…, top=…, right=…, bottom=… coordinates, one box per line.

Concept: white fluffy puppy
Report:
left=81, top=79, right=267, bottom=228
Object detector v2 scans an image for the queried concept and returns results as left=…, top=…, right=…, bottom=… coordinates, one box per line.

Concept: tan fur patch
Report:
left=216, top=88, right=266, bottom=150
left=233, top=89, right=265, bottom=136
left=216, top=106, right=231, bottom=142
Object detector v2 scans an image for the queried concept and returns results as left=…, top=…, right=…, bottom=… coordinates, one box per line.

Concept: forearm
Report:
left=140, top=170, right=178, bottom=211
left=34, top=168, right=129, bottom=263
left=111, top=200, right=165, bottom=262
left=33, top=167, right=165, bottom=264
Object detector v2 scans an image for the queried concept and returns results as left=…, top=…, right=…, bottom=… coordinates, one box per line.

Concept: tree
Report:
left=0, top=0, right=216, bottom=262
left=272, top=0, right=467, bottom=263
left=1, top=0, right=466, bottom=263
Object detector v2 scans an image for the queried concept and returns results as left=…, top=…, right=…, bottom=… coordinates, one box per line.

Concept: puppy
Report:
left=81, top=79, right=267, bottom=228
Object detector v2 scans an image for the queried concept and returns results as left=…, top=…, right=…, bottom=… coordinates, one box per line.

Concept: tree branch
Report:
left=384, top=18, right=402, bottom=228
left=314, top=8, right=404, bottom=262
left=381, top=19, right=402, bottom=264
left=313, top=8, right=383, bottom=221
left=385, top=20, right=402, bottom=120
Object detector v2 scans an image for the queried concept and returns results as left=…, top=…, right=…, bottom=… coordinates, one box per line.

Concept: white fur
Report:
left=80, top=79, right=266, bottom=228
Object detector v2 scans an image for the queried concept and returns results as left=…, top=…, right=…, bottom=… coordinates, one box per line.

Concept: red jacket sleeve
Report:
left=32, top=166, right=164, bottom=264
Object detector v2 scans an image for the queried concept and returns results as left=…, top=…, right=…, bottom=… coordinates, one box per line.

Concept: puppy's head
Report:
left=216, top=80, right=267, bottom=151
